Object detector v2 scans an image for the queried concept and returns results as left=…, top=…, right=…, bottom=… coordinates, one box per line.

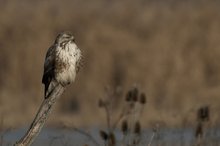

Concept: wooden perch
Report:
left=14, top=83, right=65, bottom=146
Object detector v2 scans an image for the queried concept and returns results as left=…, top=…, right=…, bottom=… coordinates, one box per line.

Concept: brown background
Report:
left=0, top=0, right=220, bottom=129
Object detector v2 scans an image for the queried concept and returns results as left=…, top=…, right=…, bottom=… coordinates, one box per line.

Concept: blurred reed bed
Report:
left=0, top=0, right=220, bottom=128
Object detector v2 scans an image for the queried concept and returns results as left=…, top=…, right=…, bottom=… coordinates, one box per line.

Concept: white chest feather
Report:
left=55, top=42, right=81, bottom=85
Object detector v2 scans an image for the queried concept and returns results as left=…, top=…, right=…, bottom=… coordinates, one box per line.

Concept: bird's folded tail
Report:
left=45, top=80, right=58, bottom=99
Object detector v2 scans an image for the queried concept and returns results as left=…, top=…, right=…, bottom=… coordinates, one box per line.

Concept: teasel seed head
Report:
left=132, top=87, right=139, bottom=102
left=152, top=124, right=159, bottom=134
left=134, top=121, right=141, bottom=134
left=121, top=120, right=128, bottom=134
left=197, top=106, right=209, bottom=122
left=126, top=90, right=133, bottom=102
left=140, top=93, right=146, bottom=104
left=195, top=122, right=203, bottom=138
left=98, top=99, right=105, bottom=108
left=108, top=132, right=116, bottom=146
left=99, top=130, right=108, bottom=141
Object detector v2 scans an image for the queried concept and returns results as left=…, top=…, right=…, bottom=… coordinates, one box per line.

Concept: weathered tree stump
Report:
left=14, top=83, right=65, bottom=146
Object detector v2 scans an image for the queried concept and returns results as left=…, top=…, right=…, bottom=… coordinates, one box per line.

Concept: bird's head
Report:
left=55, top=31, right=75, bottom=46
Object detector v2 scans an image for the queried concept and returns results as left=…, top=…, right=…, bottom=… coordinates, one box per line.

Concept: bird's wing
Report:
left=42, top=45, right=56, bottom=84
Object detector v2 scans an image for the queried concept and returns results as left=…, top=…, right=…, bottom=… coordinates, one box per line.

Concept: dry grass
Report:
left=0, top=0, right=220, bottom=128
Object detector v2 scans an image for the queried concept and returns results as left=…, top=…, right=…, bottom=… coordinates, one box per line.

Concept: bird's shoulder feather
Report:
left=42, top=45, right=57, bottom=84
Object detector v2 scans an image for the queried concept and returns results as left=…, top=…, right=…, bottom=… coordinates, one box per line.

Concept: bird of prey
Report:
left=42, top=32, right=82, bottom=98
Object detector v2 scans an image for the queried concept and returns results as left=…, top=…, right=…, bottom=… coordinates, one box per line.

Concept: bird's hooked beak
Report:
left=71, top=36, right=75, bottom=42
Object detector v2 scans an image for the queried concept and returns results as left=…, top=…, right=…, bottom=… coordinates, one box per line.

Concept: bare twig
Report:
left=103, top=104, right=111, bottom=131
left=147, top=124, right=159, bottom=146
left=72, top=127, right=100, bottom=146
left=112, top=112, right=125, bottom=130
left=14, top=83, right=65, bottom=146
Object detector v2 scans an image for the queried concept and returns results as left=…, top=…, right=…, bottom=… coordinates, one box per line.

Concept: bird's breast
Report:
left=55, top=44, right=78, bottom=85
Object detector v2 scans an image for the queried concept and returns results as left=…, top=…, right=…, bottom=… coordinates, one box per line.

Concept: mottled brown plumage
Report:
left=42, top=32, right=82, bottom=98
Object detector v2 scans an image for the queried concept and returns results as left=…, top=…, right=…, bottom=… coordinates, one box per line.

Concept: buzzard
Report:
left=42, top=32, right=82, bottom=98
